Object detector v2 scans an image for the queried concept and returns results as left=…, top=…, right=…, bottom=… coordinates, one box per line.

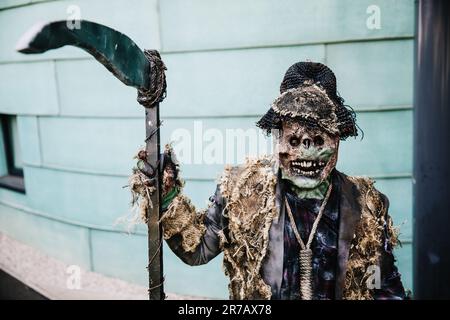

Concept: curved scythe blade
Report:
left=16, top=20, right=150, bottom=90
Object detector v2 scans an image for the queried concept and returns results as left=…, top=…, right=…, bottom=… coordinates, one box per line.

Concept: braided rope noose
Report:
left=284, top=183, right=333, bottom=300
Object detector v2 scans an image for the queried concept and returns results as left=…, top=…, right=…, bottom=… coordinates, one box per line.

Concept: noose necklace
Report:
left=284, top=183, right=333, bottom=300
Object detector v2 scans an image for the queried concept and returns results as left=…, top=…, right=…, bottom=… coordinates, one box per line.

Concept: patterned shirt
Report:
left=280, top=180, right=340, bottom=300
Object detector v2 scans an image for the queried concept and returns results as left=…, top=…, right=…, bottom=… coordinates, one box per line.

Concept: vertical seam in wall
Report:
left=52, top=60, right=62, bottom=116
left=36, top=117, right=44, bottom=166
left=324, top=43, right=328, bottom=65
left=87, top=228, right=94, bottom=271
left=156, top=0, right=164, bottom=52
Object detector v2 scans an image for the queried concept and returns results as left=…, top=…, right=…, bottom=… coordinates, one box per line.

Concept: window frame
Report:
left=0, top=115, right=25, bottom=193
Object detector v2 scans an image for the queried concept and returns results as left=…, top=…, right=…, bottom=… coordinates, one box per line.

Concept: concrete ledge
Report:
left=0, top=232, right=199, bottom=300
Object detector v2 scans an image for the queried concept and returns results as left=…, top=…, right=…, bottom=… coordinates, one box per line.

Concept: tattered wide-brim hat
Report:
left=257, top=62, right=358, bottom=140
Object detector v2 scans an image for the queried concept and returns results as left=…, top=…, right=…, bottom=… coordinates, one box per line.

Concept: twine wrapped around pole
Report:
left=136, top=49, right=167, bottom=300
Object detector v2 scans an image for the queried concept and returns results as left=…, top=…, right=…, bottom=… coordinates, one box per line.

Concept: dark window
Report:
left=0, top=114, right=25, bottom=193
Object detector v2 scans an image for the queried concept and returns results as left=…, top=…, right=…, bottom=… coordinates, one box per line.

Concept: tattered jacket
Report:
left=161, top=156, right=405, bottom=300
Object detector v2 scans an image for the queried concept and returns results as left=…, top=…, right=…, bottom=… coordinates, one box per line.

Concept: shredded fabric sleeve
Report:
left=372, top=194, right=408, bottom=300
left=160, top=186, right=227, bottom=266
left=344, top=177, right=407, bottom=300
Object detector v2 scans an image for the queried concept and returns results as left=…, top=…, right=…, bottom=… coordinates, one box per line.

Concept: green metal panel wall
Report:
left=0, top=0, right=414, bottom=298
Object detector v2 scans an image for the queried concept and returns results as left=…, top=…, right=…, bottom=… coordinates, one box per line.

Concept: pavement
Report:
left=0, top=232, right=200, bottom=300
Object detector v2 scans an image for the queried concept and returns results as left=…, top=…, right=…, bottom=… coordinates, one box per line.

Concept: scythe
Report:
left=16, top=20, right=166, bottom=300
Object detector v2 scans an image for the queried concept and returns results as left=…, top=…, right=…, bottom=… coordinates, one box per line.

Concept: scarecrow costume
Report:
left=160, top=62, right=406, bottom=300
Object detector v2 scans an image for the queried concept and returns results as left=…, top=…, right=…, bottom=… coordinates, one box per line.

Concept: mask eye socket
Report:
left=313, top=135, right=324, bottom=146
left=289, top=136, right=300, bottom=147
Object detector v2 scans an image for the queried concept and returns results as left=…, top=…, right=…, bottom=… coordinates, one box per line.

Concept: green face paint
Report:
left=287, top=177, right=330, bottom=199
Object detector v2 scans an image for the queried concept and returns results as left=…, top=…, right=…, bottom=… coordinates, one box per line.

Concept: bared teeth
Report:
left=291, top=159, right=327, bottom=173
left=296, top=160, right=313, bottom=168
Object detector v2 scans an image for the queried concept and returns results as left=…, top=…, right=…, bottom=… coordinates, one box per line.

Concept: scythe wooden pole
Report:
left=145, top=104, right=164, bottom=300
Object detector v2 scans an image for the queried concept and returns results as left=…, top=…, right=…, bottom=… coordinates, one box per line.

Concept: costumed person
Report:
left=159, top=62, right=406, bottom=300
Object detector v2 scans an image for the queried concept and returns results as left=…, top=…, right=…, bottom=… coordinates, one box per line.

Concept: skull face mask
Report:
left=277, top=120, right=339, bottom=189
left=257, top=62, right=358, bottom=190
